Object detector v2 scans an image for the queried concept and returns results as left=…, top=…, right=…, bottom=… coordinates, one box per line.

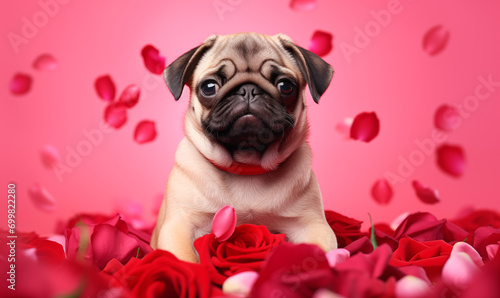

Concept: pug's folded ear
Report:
left=164, top=35, right=218, bottom=100
left=278, top=37, right=334, bottom=104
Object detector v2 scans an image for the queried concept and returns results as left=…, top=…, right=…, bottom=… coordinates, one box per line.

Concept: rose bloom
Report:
left=64, top=214, right=153, bottom=270
left=390, top=237, right=453, bottom=283
left=451, top=209, right=500, bottom=233
left=104, top=249, right=218, bottom=298
left=194, top=224, right=286, bottom=286
left=325, top=210, right=367, bottom=248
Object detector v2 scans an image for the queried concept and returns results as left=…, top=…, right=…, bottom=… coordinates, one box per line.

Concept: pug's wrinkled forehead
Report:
left=191, top=33, right=304, bottom=98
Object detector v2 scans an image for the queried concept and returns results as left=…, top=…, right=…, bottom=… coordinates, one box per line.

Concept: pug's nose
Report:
left=236, top=84, right=261, bottom=102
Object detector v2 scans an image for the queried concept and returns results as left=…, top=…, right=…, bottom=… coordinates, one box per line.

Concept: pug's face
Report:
left=164, top=33, right=333, bottom=171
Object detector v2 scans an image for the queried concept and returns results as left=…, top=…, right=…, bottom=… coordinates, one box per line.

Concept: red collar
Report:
left=209, top=160, right=272, bottom=175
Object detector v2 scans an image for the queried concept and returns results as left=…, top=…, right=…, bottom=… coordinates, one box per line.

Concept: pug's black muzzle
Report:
left=202, top=83, right=294, bottom=153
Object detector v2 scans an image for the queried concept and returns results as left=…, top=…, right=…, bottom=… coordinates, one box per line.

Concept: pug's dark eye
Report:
left=277, top=79, right=294, bottom=96
left=200, top=80, right=219, bottom=97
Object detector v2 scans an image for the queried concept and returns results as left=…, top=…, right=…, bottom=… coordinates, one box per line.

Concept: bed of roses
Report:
left=1, top=208, right=500, bottom=298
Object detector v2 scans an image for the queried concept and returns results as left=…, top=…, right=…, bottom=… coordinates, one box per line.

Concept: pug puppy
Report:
left=151, top=33, right=337, bottom=263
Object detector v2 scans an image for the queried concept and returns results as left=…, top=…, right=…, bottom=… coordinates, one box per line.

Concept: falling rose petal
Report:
left=436, top=144, right=465, bottom=177
left=134, top=120, right=157, bottom=144
left=28, top=183, right=56, bottom=212
left=290, top=0, right=316, bottom=11
left=371, top=179, right=393, bottom=205
left=442, top=242, right=483, bottom=292
left=10, top=73, right=32, bottom=95
left=141, top=44, right=166, bottom=75
left=412, top=180, right=440, bottom=204
left=434, top=104, right=460, bottom=131
left=40, top=144, right=61, bottom=169
left=118, top=84, right=141, bottom=108
left=335, top=118, right=353, bottom=139
left=104, top=102, right=127, bottom=129
left=33, top=54, right=58, bottom=71
left=423, top=25, right=450, bottom=56
left=309, top=30, right=333, bottom=57
left=211, top=205, right=237, bottom=241
left=350, top=112, right=380, bottom=142
left=94, top=74, right=116, bottom=101
left=325, top=248, right=350, bottom=267
left=222, top=271, right=259, bottom=296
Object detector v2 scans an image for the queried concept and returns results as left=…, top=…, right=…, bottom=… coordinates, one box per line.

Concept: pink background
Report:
left=2, top=0, right=500, bottom=235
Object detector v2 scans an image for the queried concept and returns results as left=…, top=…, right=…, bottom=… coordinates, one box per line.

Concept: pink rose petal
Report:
left=290, top=0, right=316, bottom=11
left=391, top=212, right=410, bottom=230
left=434, top=104, right=460, bottom=132
left=10, top=73, right=32, bottom=95
left=94, top=74, right=116, bottom=101
left=371, top=179, right=393, bottom=205
left=309, top=30, right=333, bottom=57
left=442, top=242, right=483, bottom=292
left=134, top=120, right=157, bottom=144
left=325, top=248, right=350, bottom=267
left=395, top=275, right=432, bottom=298
left=412, top=180, right=440, bottom=204
left=28, top=183, right=56, bottom=212
left=118, top=84, right=141, bottom=108
left=335, top=117, right=353, bottom=139
left=486, top=243, right=499, bottom=261
left=40, top=144, right=61, bottom=169
left=211, top=205, right=237, bottom=241
left=33, top=54, right=57, bottom=71
left=436, top=144, right=465, bottom=177
left=423, top=25, right=450, bottom=56
left=141, top=44, right=166, bottom=75
left=222, top=271, right=259, bottom=296
left=312, top=289, right=339, bottom=298
left=104, top=102, right=127, bottom=129
left=350, top=112, right=380, bottom=142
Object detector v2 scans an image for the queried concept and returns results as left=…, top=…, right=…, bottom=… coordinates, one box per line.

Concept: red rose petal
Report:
left=40, top=144, right=61, bottom=169
left=134, top=120, right=157, bottom=144
left=94, top=74, right=116, bottom=101
left=28, top=183, right=56, bottom=212
left=434, top=104, right=460, bottom=131
left=104, top=102, right=127, bottom=129
left=436, top=144, right=465, bottom=177
left=10, top=73, right=32, bottom=95
left=371, top=179, right=393, bottom=205
left=423, top=25, right=450, bottom=56
left=290, top=0, right=316, bottom=11
left=211, top=205, right=237, bottom=241
left=141, top=44, right=166, bottom=75
left=33, top=54, right=57, bottom=71
left=309, top=30, right=333, bottom=57
left=118, top=84, right=141, bottom=108
left=412, top=180, right=440, bottom=204
left=335, top=118, right=353, bottom=139
left=350, top=112, right=380, bottom=142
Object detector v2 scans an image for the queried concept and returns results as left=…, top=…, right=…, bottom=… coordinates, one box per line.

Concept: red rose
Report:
left=393, top=212, right=468, bottom=244
left=251, top=243, right=336, bottom=298
left=451, top=209, right=500, bottom=233
left=390, top=237, right=453, bottom=282
left=194, top=224, right=285, bottom=286
left=325, top=210, right=367, bottom=247
left=467, top=226, right=500, bottom=262
left=16, top=231, right=65, bottom=264
left=64, top=214, right=153, bottom=270
left=106, top=249, right=214, bottom=298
